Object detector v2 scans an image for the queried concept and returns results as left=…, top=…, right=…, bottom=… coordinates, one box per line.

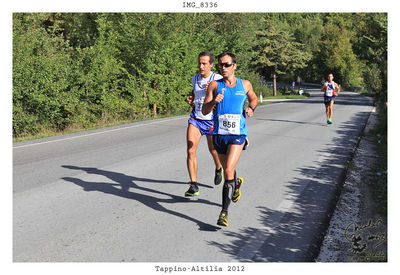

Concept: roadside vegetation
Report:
left=12, top=85, right=309, bottom=142
left=13, top=13, right=386, bottom=141
left=369, top=98, right=387, bottom=216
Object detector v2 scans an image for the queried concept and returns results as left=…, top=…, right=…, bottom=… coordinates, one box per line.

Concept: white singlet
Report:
left=191, top=72, right=223, bottom=120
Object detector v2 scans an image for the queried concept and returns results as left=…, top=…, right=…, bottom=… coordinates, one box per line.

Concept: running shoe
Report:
left=327, top=119, right=333, bottom=124
left=232, top=177, right=243, bottom=203
left=185, top=183, right=199, bottom=197
left=214, top=167, right=224, bottom=186
left=217, top=210, right=228, bottom=227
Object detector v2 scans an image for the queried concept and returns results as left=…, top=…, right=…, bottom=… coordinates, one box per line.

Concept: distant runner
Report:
left=202, top=52, right=258, bottom=227
left=185, top=51, right=224, bottom=197
left=322, top=73, right=340, bottom=124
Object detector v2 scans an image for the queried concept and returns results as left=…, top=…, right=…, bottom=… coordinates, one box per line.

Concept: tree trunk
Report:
left=143, top=90, right=147, bottom=117
left=153, top=80, right=158, bottom=118
left=273, top=73, right=277, bottom=97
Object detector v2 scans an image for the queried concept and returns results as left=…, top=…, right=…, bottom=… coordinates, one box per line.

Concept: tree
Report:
left=13, top=13, right=78, bottom=136
left=315, top=14, right=363, bottom=87
left=351, top=13, right=387, bottom=97
left=252, top=18, right=311, bottom=96
left=117, top=13, right=197, bottom=118
left=12, top=13, right=387, bottom=139
left=288, top=14, right=324, bottom=82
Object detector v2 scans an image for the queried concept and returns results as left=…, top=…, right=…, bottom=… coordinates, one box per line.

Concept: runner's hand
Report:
left=186, top=95, right=194, bottom=105
left=245, top=107, right=254, bottom=117
left=205, top=81, right=210, bottom=92
left=214, top=91, right=224, bottom=103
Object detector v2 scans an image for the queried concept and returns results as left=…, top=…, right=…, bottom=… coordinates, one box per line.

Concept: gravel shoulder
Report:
left=317, top=107, right=387, bottom=262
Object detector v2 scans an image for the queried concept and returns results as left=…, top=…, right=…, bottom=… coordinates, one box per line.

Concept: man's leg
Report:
left=206, top=135, right=222, bottom=170
left=187, top=123, right=202, bottom=182
left=217, top=143, right=244, bottom=226
left=217, top=152, right=229, bottom=226
left=224, top=144, right=244, bottom=180
left=206, top=135, right=223, bottom=185
left=226, top=143, right=245, bottom=203
left=329, top=100, right=334, bottom=121
left=325, top=104, right=330, bottom=121
left=185, top=123, right=202, bottom=196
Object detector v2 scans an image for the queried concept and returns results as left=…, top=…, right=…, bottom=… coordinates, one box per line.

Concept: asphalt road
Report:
left=13, top=90, right=374, bottom=262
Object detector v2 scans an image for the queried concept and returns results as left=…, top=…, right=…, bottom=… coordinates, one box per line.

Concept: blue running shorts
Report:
left=212, top=135, right=248, bottom=154
left=324, top=96, right=334, bottom=105
left=188, top=117, right=214, bottom=136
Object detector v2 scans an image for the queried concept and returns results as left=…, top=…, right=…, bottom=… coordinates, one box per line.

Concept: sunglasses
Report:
left=219, top=62, right=235, bottom=68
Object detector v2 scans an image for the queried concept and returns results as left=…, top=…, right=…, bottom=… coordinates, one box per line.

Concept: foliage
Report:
left=351, top=13, right=387, bottom=99
left=252, top=16, right=312, bottom=79
left=315, top=14, right=364, bottom=87
left=12, top=13, right=387, bottom=138
left=13, top=13, right=79, bottom=136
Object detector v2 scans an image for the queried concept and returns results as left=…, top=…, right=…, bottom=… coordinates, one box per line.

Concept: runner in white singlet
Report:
left=184, top=51, right=224, bottom=197
left=321, top=73, right=340, bottom=124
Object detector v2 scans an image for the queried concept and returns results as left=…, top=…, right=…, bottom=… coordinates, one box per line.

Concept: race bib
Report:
left=218, top=114, right=241, bottom=135
left=326, top=84, right=334, bottom=97
left=194, top=97, right=205, bottom=116
left=326, top=90, right=334, bottom=97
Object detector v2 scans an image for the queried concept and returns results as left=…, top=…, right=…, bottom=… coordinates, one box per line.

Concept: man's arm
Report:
left=202, top=80, right=222, bottom=115
left=186, top=76, right=196, bottom=105
left=186, top=90, right=194, bottom=105
left=243, top=80, right=258, bottom=118
left=335, top=83, right=341, bottom=95
left=321, top=82, right=327, bottom=92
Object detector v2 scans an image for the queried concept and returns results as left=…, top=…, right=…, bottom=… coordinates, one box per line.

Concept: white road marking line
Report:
left=13, top=116, right=186, bottom=149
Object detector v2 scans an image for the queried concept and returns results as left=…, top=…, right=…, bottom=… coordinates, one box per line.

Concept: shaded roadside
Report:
left=208, top=92, right=376, bottom=262
left=317, top=107, right=387, bottom=262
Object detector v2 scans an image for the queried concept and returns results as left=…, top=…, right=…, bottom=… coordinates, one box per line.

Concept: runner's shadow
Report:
left=61, top=165, right=220, bottom=231
left=62, top=165, right=213, bottom=189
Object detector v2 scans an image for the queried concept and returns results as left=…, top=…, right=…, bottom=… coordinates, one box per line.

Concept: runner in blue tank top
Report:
left=202, top=52, right=258, bottom=227
left=184, top=51, right=224, bottom=197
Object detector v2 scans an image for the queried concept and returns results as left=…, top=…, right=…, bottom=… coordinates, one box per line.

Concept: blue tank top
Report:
left=213, top=78, right=248, bottom=136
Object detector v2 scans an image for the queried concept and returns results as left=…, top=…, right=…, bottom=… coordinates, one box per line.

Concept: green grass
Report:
left=262, top=94, right=310, bottom=100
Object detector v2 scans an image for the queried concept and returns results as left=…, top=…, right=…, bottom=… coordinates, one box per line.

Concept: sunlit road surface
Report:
left=13, top=90, right=373, bottom=262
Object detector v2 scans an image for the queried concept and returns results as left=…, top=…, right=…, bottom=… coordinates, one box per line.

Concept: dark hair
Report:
left=218, top=52, right=237, bottom=64
left=198, top=51, right=215, bottom=64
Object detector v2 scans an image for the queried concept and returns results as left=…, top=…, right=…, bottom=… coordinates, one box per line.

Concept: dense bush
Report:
left=13, top=13, right=387, bottom=138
